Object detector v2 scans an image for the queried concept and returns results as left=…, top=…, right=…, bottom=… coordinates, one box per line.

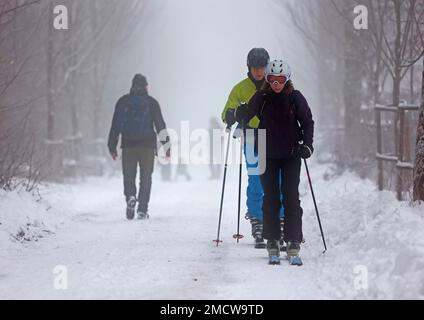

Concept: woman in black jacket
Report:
left=236, top=60, right=314, bottom=265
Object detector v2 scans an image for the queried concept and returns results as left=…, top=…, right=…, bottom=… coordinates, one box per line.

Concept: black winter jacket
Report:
left=237, top=89, right=314, bottom=159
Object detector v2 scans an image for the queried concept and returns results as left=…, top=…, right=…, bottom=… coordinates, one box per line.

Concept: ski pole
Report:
left=303, top=159, right=327, bottom=253
left=233, top=122, right=244, bottom=242
left=213, top=125, right=232, bottom=247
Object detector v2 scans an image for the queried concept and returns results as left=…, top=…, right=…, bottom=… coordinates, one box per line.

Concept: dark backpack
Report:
left=118, top=95, right=153, bottom=141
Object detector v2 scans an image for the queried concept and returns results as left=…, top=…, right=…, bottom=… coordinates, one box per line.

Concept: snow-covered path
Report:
left=1, top=160, right=424, bottom=300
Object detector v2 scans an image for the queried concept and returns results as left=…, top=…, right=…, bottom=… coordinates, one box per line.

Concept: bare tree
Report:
left=286, top=0, right=366, bottom=165
left=0, top=0, right=40, bottom=20
left=88, top=0, right=152, bottom=142
left=2, top=0, right=158, bottom=186
left=413, top=57, right=424, bottom=201
left=0, top=0, right=45, bottom=189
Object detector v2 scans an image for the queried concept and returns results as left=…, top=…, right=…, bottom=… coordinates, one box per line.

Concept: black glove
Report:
left=234, top=103, right=249, bottom=123
left=298, top=144, right=314, bottom=159
left=225, top=108, right=236, bottom=126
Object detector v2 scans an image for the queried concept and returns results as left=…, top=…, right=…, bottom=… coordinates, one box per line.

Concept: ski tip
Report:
left=288, top=256, right=303, bottom=266
left=269, top=256, right=281, bottom=265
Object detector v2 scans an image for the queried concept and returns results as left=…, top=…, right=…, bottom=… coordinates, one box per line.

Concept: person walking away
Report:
left=108, top=74, right=170, bottom=220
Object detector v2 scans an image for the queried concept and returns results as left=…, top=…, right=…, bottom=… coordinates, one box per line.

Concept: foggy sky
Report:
left=108, top=0, right=319, bottom=131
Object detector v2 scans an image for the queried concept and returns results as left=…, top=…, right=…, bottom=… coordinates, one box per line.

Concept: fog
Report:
left=109, top=0, right=318, bottom=130
left=1, top=0, right=424, bottom=300
left=1, top=0, right=422, bottom=198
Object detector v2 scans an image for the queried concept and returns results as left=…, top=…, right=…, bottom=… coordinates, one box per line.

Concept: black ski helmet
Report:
left=247, top=48, right=270, bottom=68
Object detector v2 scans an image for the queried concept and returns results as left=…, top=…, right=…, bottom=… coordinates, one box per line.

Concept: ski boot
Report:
left=251, top=219, right=266, bottom=249
left=286, top=241, right=303, bottom=266
left=267, top=240, right=281, bottom=265
left=280, top=239, right=287, bottom=252
left=126, top=196, right=137, bottom=220
left=280, top=219, right=287, bottom=252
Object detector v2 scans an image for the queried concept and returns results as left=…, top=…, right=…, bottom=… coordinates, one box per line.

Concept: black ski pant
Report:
left=122, top=146, right=155, bottom=213
left=261, top=156, right=303, bottom=242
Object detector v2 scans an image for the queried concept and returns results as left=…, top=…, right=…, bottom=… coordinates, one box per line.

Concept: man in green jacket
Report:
left=222, top=48, right=285, bottom=249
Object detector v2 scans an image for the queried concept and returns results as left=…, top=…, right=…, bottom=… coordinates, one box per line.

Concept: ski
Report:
left=287, top=255, right=303, bottom=266
left=269, top=255, right=281, bottom=265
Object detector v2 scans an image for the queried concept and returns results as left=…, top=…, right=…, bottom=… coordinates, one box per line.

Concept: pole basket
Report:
left=213, top=239, right=223, bottom=247
left=232, top=234, right=244, bottom=241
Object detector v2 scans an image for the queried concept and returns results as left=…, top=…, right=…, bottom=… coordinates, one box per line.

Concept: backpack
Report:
left=118, top=95, right=153, bottom=141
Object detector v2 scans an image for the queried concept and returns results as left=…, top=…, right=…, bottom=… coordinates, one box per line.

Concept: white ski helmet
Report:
left=266, top=59, right=291, bottom=83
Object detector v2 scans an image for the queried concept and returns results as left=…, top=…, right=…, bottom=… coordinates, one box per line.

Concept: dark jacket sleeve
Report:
left=293, top=90, right=314, bottom=149
left=107, top=97, right=123, bottom=153
left=235, top=91, right=265, bottom=123
left=151, top=98, right=169, bottom=144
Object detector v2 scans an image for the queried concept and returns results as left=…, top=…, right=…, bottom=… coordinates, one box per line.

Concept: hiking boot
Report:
left=126, top=196, right=136, bottom=220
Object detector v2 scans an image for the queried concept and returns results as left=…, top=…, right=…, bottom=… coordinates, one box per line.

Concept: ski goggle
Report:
left=266, top=75, right=288, bottom=85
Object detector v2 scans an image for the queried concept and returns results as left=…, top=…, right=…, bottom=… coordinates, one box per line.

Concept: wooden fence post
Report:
left=376, top=108, right=384, bottom=191
left=397, top=108, right=405, bottom=200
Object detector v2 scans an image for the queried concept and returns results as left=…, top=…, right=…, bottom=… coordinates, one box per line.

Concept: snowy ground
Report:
left=1, top=159, right=424, bottom=300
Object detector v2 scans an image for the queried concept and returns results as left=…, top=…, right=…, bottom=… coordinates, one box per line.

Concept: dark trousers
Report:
left=122, top=146, right=155, bottom=213
left=261, top=156, right=303, bottom=242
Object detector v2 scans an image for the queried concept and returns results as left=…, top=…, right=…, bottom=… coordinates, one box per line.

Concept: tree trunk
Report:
left=413, top=58, right=424, bottom=201
left=46, top=0, right=58, bottom=175
left=343, top=3, right=362, bottom=161
left=90, top=0, right=101, bottom=142
left=46, top=0, right=54, bottom=143
left=393, top=0, right=403, bottom=200
left=392, top=0, right=402, bottom=107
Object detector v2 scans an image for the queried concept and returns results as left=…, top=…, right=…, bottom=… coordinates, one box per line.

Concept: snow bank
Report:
left=0, top=176, right=120, bottom=253
left=0, top=163, right=423, bottom=299
left=0, top=187, right=65, bottom=253
left=300, top=162, right=424, bottom=299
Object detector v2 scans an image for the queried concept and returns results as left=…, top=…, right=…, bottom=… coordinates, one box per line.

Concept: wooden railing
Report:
left=375, top=104, right=420, bottom=200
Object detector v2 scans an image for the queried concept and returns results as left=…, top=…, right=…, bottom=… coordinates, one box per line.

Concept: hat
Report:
left=132, top=74, right=148, bottom=87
